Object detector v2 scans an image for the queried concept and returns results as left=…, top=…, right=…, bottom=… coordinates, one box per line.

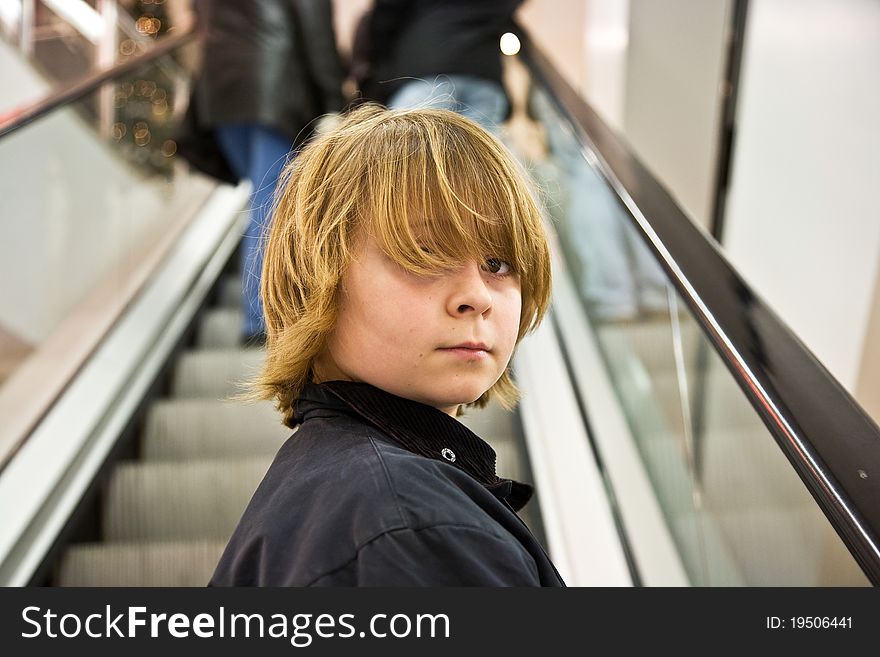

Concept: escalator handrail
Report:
left=517, top=28, right=880, bottom=584
left=0, top=24, right=196, bottom=140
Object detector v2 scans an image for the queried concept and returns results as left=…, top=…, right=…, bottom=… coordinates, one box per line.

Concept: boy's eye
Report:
left=482, top=258, right=512, bottom=275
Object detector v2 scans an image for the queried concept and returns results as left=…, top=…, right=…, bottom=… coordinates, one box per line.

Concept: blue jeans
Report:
left=215, top=124, right=293, bottom=338
left=388, top=75, right=508, bottom=135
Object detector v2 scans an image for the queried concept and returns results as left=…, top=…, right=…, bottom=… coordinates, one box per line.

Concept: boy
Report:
left=210, top=105, right=564, bottom=586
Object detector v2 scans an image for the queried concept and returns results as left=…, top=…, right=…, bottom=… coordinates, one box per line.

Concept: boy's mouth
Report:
left=437, top=342, right=492, bottom=361
left=440, top=341, right=491, bottom=352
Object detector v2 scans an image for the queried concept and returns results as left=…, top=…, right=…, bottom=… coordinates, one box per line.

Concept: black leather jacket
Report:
left=210, top=381, right=565, bottom=586
left=193, top=0, right=344, bottom=136
left=177, top=0, right=345, bottom=182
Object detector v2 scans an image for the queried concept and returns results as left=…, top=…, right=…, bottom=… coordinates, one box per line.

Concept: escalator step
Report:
left=172, top=349, right=265, bottom=399
left=56, top=540, right=226, bottom=587
left=197, top=307, right=244, bottom=349
left=143, top=399, right=289, bottom=461
left=219, top=275, right=241, bottom=309
left=103, top=458, right=269, bottom=541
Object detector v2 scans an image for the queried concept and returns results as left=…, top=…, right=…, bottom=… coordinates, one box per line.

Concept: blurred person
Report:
left=177, top=0, right=345, bottom=344
left=530, top=87, right=669, bottom=322
left=357, top=0, right=522, bottom=134
left=210, top=106, right=564, bottom=586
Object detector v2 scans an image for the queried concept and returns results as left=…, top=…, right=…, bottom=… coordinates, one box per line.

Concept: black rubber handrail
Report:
left=0, top=25, right=196, bottom=140
left=518, top=30, right=880, bottom=584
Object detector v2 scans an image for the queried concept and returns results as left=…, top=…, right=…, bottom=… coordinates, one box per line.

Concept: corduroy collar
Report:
left=294, top=381, right=534, bottom=511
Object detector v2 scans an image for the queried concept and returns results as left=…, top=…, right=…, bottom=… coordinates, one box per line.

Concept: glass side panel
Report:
left=0, top=45, right=212, bottom=394
left=520, top=73, right=869, bottom=585
left=682, top=309, right=868, bottom=585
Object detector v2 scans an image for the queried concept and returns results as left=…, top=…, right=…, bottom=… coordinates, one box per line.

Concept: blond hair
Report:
left=255, top=105, right=551, bottom=427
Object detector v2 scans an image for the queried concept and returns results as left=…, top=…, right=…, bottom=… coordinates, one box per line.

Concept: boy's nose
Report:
left=446, top=262, right=493, bottom=317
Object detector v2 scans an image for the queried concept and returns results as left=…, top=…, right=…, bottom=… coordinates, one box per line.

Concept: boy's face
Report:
left=315, top=233, right=522, bottom=415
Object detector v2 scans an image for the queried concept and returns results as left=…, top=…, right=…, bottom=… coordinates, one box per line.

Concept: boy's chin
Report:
left=431, top=383, right=490, bottom=410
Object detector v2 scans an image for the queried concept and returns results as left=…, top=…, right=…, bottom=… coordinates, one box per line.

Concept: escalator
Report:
left=52, top=271, right=536, bottom=586
left=54, top=275, right=285, bottom=585
left=0, top=21, right=878, bottom=588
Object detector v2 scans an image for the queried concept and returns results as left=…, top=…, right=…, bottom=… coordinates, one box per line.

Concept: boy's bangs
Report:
left=364, top=144, right=526, bottom=276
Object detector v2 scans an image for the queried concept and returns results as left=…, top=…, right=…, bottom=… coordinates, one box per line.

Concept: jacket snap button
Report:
left=441, top=448, right=456, bottom=462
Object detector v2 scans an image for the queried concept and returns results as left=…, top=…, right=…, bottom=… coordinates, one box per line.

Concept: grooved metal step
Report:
left=103, top=458, right=270, bottom=541
left=171, top=349, right=265, bottom=399
left=142, top=399, right=289, bottom=461
left=219, top=275, right=241, bottom=309
left=56, top=541, right=226, bottom=587
left=197, top=307, right=244, bottom=349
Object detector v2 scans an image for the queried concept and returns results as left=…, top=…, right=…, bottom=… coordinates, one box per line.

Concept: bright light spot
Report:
left=499, top=32, right=521, bottom=56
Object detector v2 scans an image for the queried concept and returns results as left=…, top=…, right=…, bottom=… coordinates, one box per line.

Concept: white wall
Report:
left=581, top=0, right=629, bottom=133
left=723, top=0, right=880, bottom=393
left=516, top=0, right=629, bottom=133
left=622, top=0, right=731, bottom=231
left=519, top=0, right=729, bottom=232
left=518, top=0, right=589, bottom=100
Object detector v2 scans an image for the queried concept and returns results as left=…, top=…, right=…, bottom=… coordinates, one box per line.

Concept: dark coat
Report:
left=176, top=0, right=345, bottom=182
left=358, top=0, right=522, bottom=105
left=210, top=381, right=566, bottom=586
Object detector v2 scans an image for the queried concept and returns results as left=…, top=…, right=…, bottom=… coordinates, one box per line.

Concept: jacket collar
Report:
left=294, top=381, right=533, bottom=511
